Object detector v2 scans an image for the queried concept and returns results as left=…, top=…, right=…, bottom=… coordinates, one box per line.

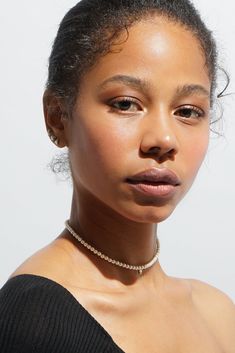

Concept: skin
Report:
left=12, top=16, right=235, bottom=353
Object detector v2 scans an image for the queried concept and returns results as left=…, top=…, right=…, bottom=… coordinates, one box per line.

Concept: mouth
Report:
left=126, top=168, right=181, bottom=185
left=126, top=168, right=181, bottom=198
left=127, top=179, right=176, bottom=186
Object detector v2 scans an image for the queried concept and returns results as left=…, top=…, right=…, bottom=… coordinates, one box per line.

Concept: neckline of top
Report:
left=7, top=273, right=125, bottom=353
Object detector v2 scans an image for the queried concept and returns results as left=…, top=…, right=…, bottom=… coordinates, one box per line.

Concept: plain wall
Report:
left=0, top=0, right=234, bottom=300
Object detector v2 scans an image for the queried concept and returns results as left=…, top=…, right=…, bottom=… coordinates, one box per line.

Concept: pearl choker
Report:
left=65, top=220, right=160, bottom=275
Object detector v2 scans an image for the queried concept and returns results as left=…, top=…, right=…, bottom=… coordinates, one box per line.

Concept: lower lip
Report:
left=127, top=182, right=178, bottom=198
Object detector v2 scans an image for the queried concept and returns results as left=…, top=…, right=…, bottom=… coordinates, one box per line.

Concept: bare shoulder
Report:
left=189, top=278, right=235, bottom=310
left=9, top=236, right=76, bottom=282
left=188, top=278, right=235, bottom=351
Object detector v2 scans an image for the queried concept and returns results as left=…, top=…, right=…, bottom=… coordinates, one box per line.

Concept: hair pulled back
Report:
left=46, top=0, right=218, bottom=110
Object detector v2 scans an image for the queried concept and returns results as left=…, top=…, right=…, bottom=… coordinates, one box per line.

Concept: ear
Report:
left=43, top=89, right=68, bottom=148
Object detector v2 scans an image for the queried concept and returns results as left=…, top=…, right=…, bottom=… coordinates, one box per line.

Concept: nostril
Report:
left=158, top=148, right=177, bottom=163
left=146, top=146, right=161, bottom=154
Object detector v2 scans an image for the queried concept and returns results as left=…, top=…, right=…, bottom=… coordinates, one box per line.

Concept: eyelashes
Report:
left=174, top=105, right=205, bottom=120
left=108, top=97, right=206, bottom=120
left=108, top=97, right=142, bottom=113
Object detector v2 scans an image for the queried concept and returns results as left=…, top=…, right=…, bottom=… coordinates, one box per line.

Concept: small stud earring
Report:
left=53, top=137, right=60, bottom=146
left=47, top=129, right=59, bottom=146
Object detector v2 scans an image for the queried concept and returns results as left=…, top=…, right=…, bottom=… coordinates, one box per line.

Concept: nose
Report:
left=140, top=111, right=179, bottom=162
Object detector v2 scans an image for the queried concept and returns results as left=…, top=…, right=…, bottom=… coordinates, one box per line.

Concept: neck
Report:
left=67, top=188, right=159, bottom=282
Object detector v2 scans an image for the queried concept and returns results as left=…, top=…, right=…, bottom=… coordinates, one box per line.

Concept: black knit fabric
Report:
left=0, top=275, right=125, bottom=353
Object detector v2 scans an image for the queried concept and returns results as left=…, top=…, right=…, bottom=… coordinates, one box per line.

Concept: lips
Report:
left=126, top=168, right=181, bottom=199
left=126, top=168, right=181, bottom=186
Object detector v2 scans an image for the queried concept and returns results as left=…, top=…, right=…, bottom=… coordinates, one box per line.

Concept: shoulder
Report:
left=0, top=275, right=89, bottom=353
left=189, top=278, right=235, bottom=311
left=188, top=279, right=235, bottom=351
left=0, top=274, right=74, bottom=321
left=0, top=274, right=82, bottom=317
left=9, top=235, right=77, bottom=282
left=0, top=275, right=117, bottom=352
left=0, top=275, right=63, bottom=352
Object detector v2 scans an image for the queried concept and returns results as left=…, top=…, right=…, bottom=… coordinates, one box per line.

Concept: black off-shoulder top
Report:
left=0, top=274, right=125, bottom=353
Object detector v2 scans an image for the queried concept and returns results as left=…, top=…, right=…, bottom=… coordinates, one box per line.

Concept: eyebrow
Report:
left=99, top=75, right=150, bottom=94
left=99, top=75, right=210, bottom=99
left=175, top=84, right=210, bottom=99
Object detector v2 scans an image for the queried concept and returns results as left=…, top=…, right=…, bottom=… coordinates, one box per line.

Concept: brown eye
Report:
left=174, top=106, right=204, bottom=119
left=110, top=98, right=142, bottom=112
left=114, top=100, right=133, bottom=111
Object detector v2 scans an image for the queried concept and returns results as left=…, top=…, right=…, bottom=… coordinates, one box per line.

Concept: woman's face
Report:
left=65, top=16, right=211, bottom=223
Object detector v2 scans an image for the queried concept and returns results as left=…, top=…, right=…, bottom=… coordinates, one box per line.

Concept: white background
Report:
left=0, top=1, right=234, bottom=300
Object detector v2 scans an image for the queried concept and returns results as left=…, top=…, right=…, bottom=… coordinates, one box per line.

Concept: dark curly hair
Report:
left=46, top=0, right=218, bottom=110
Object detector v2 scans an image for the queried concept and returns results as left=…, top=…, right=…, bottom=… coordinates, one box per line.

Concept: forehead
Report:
left=78, top=16, right=210, bottom=97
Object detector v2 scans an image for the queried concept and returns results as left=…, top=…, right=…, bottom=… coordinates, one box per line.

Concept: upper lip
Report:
left=126, top=168, right=181, bottom=186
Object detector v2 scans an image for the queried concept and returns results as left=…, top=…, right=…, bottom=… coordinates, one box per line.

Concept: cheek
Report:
left=69, top=116, right=132, bottom=187
left=182, top=130, right=209, bottom=183
left=86, top=125, right=129, bottom=168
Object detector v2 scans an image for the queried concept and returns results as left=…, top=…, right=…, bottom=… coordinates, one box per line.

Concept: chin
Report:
left=122, top=203, right=177, bottom=224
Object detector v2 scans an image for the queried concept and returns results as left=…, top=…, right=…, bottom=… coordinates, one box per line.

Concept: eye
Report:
left=108, top=97, right=142, bottom=113
left=174, top=105, right=205, bottom=120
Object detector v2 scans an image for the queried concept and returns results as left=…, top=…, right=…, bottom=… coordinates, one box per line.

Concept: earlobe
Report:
left=47, top=128, right=60, bottom=146
left=43, top=89, right=67, bottom=148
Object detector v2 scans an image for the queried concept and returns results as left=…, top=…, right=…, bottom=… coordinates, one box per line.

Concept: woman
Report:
left=0, top=0, right=234, bottom=352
